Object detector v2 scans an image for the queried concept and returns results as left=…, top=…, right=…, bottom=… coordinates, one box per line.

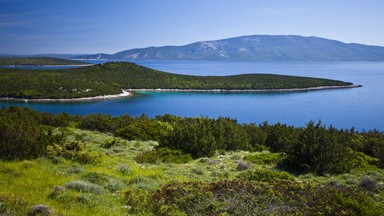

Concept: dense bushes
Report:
left=159, top=117, right=251, bottom=158
left=78, top=113, right=133, bottom=133
left=159, top=119, right=358, bottom=175
left=264, top=123, right=299, bottom=152
left=116, top=119, right=171, bottom=141
left=351, top=130, right=384, bottom=167
left=2, top=106, right=384, bottom=176
left=280, top=122, right=354, bottom=175
left=0, top=107, right=62, bottom=160
left=78, top=114, right=116, bottom=132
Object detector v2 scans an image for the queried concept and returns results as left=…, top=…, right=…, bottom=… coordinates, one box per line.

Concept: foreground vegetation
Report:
left=0, top=62, right=354, bottom=99
left=0, top=57, right=89, bottom=66
left=1, top=106, right=384, bottom=215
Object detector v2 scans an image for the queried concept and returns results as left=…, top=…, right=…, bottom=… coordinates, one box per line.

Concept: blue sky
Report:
left=1, top=0, right=383, bottom=55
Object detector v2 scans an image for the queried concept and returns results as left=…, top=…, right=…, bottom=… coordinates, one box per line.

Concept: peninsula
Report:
left=0, top=57, right=90, bottom=66
left=0, top=61, right=359, bottom=101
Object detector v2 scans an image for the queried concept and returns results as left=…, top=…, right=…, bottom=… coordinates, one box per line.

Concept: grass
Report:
left=1, top=128, right=383, bottom=215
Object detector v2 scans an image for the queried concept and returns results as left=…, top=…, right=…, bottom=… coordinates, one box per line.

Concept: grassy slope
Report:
left=0, top=57, right=89, bottom=66
left=0, top=128, right=383, bottom=215
left=0, top=62, right=353, bottom=99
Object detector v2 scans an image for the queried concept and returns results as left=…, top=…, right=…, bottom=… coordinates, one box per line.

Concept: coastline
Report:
left=0, top=90, right=131, bottom=103
left=0, top=64, right=93, bottom=67
left=0, top=84, right=361, bottom=103
left=126, top=84, right=362, bottom=93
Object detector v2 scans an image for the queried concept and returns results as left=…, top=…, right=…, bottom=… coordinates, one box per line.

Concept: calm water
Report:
left=1, top=61, right=383, bottom=131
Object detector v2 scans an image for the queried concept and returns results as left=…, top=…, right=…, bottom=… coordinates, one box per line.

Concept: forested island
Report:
left=0, top=61, right=358, bottom=100
left=0, top=106, right=383, bottom=215
left=0, top=57, right=90, bottom=66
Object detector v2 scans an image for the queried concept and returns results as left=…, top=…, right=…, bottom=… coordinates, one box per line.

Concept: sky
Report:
left=1, top=0, right=384, bottom=55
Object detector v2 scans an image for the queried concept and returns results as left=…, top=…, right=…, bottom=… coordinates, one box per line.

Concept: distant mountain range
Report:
left=74, top=35, right=384, bottom=61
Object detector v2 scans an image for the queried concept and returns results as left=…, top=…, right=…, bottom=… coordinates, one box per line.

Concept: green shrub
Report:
left=244, top=152, right=284, bottom=165
left=191, top=168, right=205, bottom=175
left=83, top=172, right=110, bottom=185
left=47, top=141, right=100, bottom=164
left=101, top=138, right=121, bottom=148
left=351, top=130, right=384, bottom=166
left=236, top=161, right=251, bottom=171
left=77, top=193, right=93, bottom=204
left=66, top=166, right=84, bottom=174
left=230, top=153, right=242, bottom=160
left=0, top=107, right=63, bottom=160
left=82, top=172, right=124, bottom=192
left=252, top=144, right=270, bottom=152
left=198, top=157, right=211, bottom=163
left=351, top=150, right=381, bottom=168
left=125, top=189, right=153, bottom=215
left=49, top=186, right=65, bottom=198
left=105, top=178, right=125, bottom=193
left=264, top=123, right=299, bottom=152
left=117, top=164, right=131, bottom=175
left=280, top=121, right=354, bottom=175
left=358, top=176, right=378, bottom=192
left=65, top=180, right=104, bottom=194
left=78, top=114, right=115, bottom=132
left=239, top=168, right=295, bottom=182
left=115, top=120, right=171, bottom=141
left=243, top=123, right=268, bottom=150
left=159, top=117, right=251, bottom=158
left=134, top=148, right=193, bottom=164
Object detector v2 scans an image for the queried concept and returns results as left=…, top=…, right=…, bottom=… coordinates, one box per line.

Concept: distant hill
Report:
left=0, top=57, right=89, bottom=66
left=74, top=35, right=384, bottom=61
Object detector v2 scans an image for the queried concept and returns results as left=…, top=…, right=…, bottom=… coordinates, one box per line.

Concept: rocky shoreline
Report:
left=0, top=84, right=361, bottom=103
left=126, top=84, right=362, bottom=93
left=0, top=90, right=131, bottom=102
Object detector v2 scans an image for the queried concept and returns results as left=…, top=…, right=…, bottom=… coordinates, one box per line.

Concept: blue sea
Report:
left=1, top=61, right=383, bottom=131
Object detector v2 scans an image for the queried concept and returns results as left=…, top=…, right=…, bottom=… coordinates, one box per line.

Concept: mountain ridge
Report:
left=74, top=35, right=384, bottom=61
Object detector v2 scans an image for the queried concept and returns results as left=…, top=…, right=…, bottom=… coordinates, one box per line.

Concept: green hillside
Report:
left=0, top=62, right=354, bottom=99
left=0, top=57, right=89, bottom=66
left=0, top=107, right=383, bottom=215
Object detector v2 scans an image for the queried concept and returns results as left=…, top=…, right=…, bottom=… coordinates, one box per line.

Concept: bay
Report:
left=1, top=61, right=383, bottom=131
